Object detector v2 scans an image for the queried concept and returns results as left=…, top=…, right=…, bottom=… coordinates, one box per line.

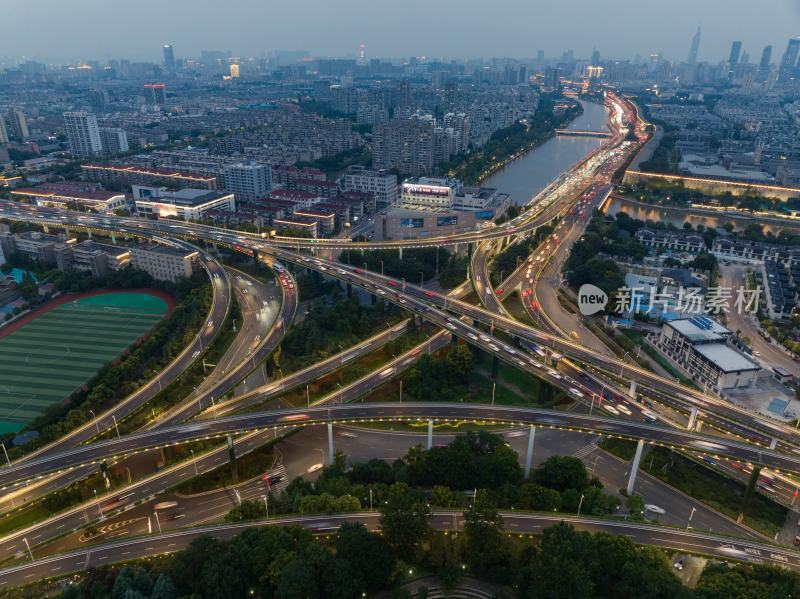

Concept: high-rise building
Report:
left=0, top=118, right=8, bottom=144
left=728, top=41, right=742, bottom=66
left=63, top=112, right=103, bottom=158
left=590, top=49, right=600, bottom=66
left=163, top=44, right=175, bottom=73
left=222, top=162, right=272, bottom=202
left=688, top=26, right=701, bottom=65
left=144, top=83, right=167, bottom=104
left=758, top=45, right=773, bottom=82
left=543, top=67, right=561, bottom=91
left=230, top=64, right=240, bottom=78
left=779, top=37, right=800, bottom=81
left=372, top=118, right=435, bottom=177
left=88, top=89, right=110, bottom=112
left=6, top=109, right=29, bottom=140
left=99, top=127, right=129, bottom=155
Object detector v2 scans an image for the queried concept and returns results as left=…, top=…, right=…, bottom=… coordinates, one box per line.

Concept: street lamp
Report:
left=577, top=493, right=585, bottom=517
left=190, top=449, right=198, bottom=476
left=686, top=507, right=696, bottom=530
left=112, top=415, right=120, bottom=439
left=0, top=443, right=10, bottom=466
left=94, top=489, right=104, bottom=520
left=88, top=410, right=100, bottom=435
left=491, top=381, right=496, bottom=406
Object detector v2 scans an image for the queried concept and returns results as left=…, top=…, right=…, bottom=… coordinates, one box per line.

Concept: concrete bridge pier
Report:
left=427, top=419, right=433, bottom=449
left=628, top=381, right=637, bottom=399
left=327, top=422, right=334, bottom=465
left=688, top=407, right=698, bottom=431
left=626, top=439, right=645, bottom=496
left=524, top=425, right=536, bottom=480
left=398, top=247, right=403, bottom=260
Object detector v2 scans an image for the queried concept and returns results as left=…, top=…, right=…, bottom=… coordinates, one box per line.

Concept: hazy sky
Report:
left=3, top=0, right=799, bottom=64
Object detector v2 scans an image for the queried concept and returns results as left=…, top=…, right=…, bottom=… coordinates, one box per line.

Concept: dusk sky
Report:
left=2, top=0, right=799, bottom=64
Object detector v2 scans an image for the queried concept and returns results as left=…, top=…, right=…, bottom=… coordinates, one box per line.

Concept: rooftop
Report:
left=693, top=343, right=761, bottom=373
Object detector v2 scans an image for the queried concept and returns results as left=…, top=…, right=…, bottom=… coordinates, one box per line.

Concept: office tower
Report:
left=688, top=26, right=701, bottom=65
left=6, top=109, right=29, bottom=140
left=144, top=83, right=167, bottom=104
left=536, top=50, right=545, bottom=64
left=728, top=41, right=742, bottom=66
left=0, top=118, right=8, bottom=144
left=358, top=42, right=366, bottom=66
left=223, top=162, right=272, bottom=202
left=757, top=45, right=773, bottom=82
left=591, top=49, right=600, bottom=66
left=230, top=64, right=240, bottom=78
left=372, top=118, right=435, bottom=176
left=163, top=44, right=175, bottom=73
left=63, top=112, right=103, bottom=158
left=99, top=127, right=129, bottom=155
left=779, top=38, right=800, bottom=81
left=341, top=166, right=398, bottom=211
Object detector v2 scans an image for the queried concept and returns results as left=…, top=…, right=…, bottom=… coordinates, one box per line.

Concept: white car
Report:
left=488, top=343, right=500, bottom=352
left=602, top=404, right=619, bottom=416
left=568, top=388, right=584, bottom=399
left=445, top=323, right=457, bottom=330
left=467, top=333, right=478, bottom=341
left=617, top=404, right=632, bottom=416
left=479, top=334, right=491, bottom=342
left=307, top=463, right=323, bottom=473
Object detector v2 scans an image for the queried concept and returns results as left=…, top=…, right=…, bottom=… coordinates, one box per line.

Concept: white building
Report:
left=99, top=127, right=130, bottom=155
left=400, top=177, right=458, bottom=210
left=133, top=186, right=235, bottom=221
left=6, top=109, right=29, bottom=139
left=341, top=166, right=398, bottom=212
left=63, top=112, right=103, bottom=158
left=131, top=243, right=198, bottom=282
left=0, top=118, right=8, bottom=144
left=223, top=162, right=272, bottom=203
left=657, top=316, right=760, bottom=391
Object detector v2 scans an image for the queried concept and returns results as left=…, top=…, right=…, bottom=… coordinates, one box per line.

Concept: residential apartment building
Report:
left=340, top=166, right=397, bottom=212
left=372, top=118, right=435, bottom=176
left=222, top=162, right=272, bottom=202
left=82, top=164, right=218, bottom=190
left=130, top=243, right=198, bottom=282
left=99, top=127, right=130, bottom=155
left=63, top=112, right=103, bottom=158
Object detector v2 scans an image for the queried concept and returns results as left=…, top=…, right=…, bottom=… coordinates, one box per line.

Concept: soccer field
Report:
left=0, top=292, right=169, bottom=434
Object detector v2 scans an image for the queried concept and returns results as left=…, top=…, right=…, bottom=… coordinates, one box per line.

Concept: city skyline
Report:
left=2, top=0, right=799, bottom=64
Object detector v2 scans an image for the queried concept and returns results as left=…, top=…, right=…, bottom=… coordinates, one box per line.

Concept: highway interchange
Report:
left=1, top=89, right=800, bottom=589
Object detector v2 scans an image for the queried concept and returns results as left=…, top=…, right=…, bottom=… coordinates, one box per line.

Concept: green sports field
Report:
left=0, top=292, right=168, bottom=434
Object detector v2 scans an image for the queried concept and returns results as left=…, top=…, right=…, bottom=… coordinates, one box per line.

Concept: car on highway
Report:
left=307, top=463, right=323, bottom=473
left=644, top=504, right=666, bottom=515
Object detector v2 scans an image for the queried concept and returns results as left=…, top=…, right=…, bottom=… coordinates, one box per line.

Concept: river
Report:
left=484, top=100, right=610, bottom=205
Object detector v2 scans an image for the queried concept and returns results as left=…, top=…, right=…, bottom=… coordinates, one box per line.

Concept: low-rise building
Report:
left=130, top=243, right=198, bottom=282
left=82, top=164, right=218, bottom=190
left=375, top=206, right=482, bottom=241
left=11, top=182, right=131, bottom=213
left=132, top=187, right=235, bottom=221
left=657, top=315, right=760, bottom=391
left=635, top=229, right=705, bottom=253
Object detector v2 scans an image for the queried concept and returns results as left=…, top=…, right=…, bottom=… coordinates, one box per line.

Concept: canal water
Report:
left=484, top=100, right=610, bottom=205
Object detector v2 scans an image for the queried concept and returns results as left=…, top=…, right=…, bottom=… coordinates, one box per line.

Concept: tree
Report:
left=379, top=482, right=432, bottom=561
left=516, top=482, right=562, bottom=511
left=225, top=499, right=266, bottom=522
left=335, top=523, right=396, bottom=592
left=276, top=558, right=320, bottom=599
left=520, top=523, right=595, bottom=598
left=463, top=490, right=510, bottom=582
left=534, top=456, right=588, bottom=492
left=150, top=574, right=176, bottom=599
left=111, top=565, right=151, bottom=599
left=626, top=494, right=645, bottom=519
